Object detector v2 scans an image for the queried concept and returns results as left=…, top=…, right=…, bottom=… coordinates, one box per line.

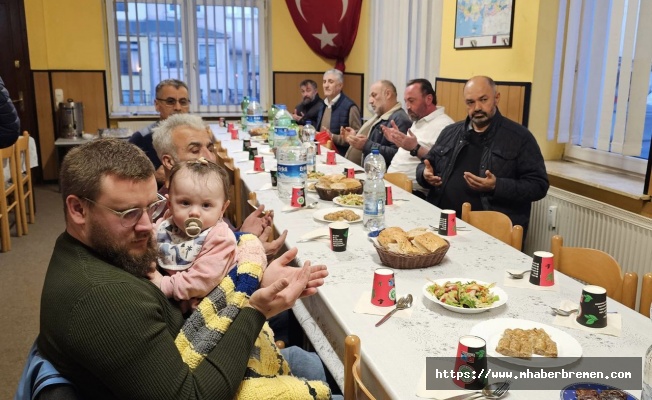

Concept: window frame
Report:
left=106, top=0, right=269, bottom=117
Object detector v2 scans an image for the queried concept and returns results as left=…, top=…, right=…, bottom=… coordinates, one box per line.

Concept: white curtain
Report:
left=548, top=0, right=652, bottom=157
left=368, top=0, right=444, bottom=115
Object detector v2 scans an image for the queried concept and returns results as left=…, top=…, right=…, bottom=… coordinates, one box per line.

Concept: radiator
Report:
left=525, top=187, right=652, bottom=296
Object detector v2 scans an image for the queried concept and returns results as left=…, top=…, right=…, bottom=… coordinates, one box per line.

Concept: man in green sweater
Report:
left=36, top=139, right=328, bottom=399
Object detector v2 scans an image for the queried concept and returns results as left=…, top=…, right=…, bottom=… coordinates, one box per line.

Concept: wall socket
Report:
left=548, top=205, right=558, bottom=230
left=54, top=89, right=64, bottom=110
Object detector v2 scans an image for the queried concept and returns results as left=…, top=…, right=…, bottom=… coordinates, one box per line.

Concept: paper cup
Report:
left=385, top=185, right=393, bottom=205
left=453, top=335, right=488, bottom=390
left=242, top=139, right=251, bottom=152
left=326, top=150, right=337, bottom=165
left=253, top=155, right=265, bottom=172
left=230, top=128, right=239, bottom=140
left=371, top=268, right=396, bottom=307
left=248, top=147, right=258, bottom=160
left=438, top=210, right=457, bottom=236
left=290, top=186, right=305, bottom=208
left=329, top=221, right=349, bottom=252
left=314, top=141, right=322, bottom=155
left=577, top=285, right=608, bottom=328
left=227, top=122, right=234, bottom=130
left=344, top=167, right=355, bottom=178
left=270, top=169, right=278, bottom=187
left=529, top=251, right=555, bottom=286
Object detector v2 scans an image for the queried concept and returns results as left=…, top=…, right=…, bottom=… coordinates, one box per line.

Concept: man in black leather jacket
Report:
left=0, top=76, right=20, bottom=149
left=416, top=76, right=548, bottom=237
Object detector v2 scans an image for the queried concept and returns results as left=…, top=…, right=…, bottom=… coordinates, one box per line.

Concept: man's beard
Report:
left=471, top=111, right=491, bottom=129
left=408, top=110, right=419, bottom=122
left=302, top=95, right=314, bottom=105
left=88, top=219, right=158, bottom=278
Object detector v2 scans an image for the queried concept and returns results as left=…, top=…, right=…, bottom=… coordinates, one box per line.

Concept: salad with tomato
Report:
left=426, top=280, right=499, bottom=308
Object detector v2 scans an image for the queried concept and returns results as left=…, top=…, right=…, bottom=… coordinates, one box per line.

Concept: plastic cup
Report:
left=371, top=268, right=396, bottom=307
left=529, top=251, right=555, bottom=286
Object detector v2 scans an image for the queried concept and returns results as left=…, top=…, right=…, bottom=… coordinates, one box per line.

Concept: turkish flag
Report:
left=285, top=0, right=363, bottom=71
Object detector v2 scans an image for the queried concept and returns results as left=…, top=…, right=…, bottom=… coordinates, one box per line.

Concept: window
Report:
left=106, top=0, right=267, bottom=115
left=548, top=0, right=652, bottom=174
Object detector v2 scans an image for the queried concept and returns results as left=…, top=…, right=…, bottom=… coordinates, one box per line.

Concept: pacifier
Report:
left=184, top=218, right=203, bottom=238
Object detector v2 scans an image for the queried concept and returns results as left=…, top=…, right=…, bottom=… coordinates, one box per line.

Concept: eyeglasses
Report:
left=84, top=194, right=167, bottom=227
left=156, top=97, right=191, bottom=107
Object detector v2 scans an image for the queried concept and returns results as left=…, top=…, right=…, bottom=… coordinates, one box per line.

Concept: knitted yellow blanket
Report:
left=175, top=233, right=331, bottom=399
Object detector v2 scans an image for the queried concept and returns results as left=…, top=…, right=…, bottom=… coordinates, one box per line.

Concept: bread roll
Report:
left=406, top=227, right=428, bottom=240
left=378, top=227, right=407, bottom=248
left=330, top=182, right=347, bottom=190
left=413, top=232, right=447, bottom=253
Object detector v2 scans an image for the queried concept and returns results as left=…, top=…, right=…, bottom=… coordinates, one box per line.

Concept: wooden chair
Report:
left=639, top=273, right=652, bottom=318
left=15, top=132, right=35, bottom=234
left=222, top=157, right=243, bottom=229
left=461, top=202, right=523, bottom=251
left=344, top=335, right=376, bottom=400
left=1, top=144, right=23, bottom=252
left=551, top=235, right=638, bottom=309
left=247, top=192, right=274, bottom=242
left=384, top=172, right=412, bottom=192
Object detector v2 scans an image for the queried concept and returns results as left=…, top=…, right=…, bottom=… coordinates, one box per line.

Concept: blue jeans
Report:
left=280, top=346, right=343, bottom=400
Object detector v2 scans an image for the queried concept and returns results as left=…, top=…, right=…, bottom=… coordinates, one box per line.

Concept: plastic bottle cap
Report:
left=372, top=149, right=380, bottom=154
left=306, top=120, right=312, bottom=125
left=278, top=105, right=287, bottom=110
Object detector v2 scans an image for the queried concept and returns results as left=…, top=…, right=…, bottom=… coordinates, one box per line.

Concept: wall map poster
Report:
left=454, top=0, right=515, bottom=49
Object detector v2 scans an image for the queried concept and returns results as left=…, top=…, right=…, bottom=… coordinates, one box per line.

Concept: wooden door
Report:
left=0, top=0, right=38, bottom=159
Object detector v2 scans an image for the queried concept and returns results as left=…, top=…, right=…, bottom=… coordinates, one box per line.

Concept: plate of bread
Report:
left=422, top=278, right=508, bottom=314
left=372, top=227, right=450, bottom=269
left=470, top=318, right=582, bottom=368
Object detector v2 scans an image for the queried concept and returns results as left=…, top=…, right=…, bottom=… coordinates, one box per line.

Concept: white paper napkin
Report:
left=552, top=299, right=622, bottom=337
left=502, top=271, right=561, bottom=291
left=416, top=365, right=471, bottom=399
left=244, top=170, right=265, bottom=174
left=353, top=291, right=414, bottom=319
left=237, top=158, right=250, bottom=163
left=297, top=228, right=329, bottom=242
left=257, top=182, right=274, bottom=191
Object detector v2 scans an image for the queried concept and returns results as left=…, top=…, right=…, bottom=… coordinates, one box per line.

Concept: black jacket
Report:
left=0, top=76, right=20, bottom=149
left=362, top=107, right=411, bottom=166
left=294, top=94, right=322, bottom=126
left=416, top=110, right=549, bottom=229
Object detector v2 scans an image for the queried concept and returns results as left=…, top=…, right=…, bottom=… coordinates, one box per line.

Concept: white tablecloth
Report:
left=3, top=136, right=37, bottom=182
left=210, top=125, right=649, bottom=400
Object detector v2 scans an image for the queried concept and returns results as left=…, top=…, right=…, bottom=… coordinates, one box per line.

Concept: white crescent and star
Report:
left=295, top=0, right=350, bottom=48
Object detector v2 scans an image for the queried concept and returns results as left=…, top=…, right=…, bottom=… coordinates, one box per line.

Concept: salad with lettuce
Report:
left=426, top=280, right=499, bottom=308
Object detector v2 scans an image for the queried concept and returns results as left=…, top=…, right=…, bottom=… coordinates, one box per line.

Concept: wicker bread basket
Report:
left=315, top=183, right=363, bottom=201
left=373, top=239, right=450, bottom=269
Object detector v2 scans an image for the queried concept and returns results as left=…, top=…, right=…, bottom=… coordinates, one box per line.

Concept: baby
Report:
left=150, top=158, right=241, bottom=311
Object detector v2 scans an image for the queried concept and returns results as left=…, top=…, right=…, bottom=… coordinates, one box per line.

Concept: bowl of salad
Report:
left=422, top=278, right=508, bottom=314
left=332, top=194, right=364, bottom=208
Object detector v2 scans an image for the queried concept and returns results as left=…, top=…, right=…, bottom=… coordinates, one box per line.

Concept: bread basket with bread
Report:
left=314, top=174, right=363, bottom=201
left=372, top=227, right=449, bottom=269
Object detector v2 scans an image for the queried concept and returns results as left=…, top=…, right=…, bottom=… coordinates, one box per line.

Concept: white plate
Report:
left=422, top=279, right=507, bottom=314
left=306, top=183, right=317, bottom=192
left=469, top=318, right=583, bottom=368
left=312, top=207, right=363, bottom=223
left=332, top=195, right=363, bottom=208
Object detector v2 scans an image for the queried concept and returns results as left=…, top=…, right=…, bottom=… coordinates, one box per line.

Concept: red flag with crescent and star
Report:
left=285, top=0, right=363, bottom=72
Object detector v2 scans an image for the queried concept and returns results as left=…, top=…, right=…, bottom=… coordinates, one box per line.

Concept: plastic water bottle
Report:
left=276, top=129, right=307, bottom=199
left=363, top=148, right=386, bottom=231
left=302, top=120, right=316, bottom=143
left=268, top=104, right=279, bottom=146
left=274, top=105, right=292, bottom=151
left=644, top=342, right=652, bottom=400
left=246, top=97, right=264, bottom=132
left=303, top=140, right=316, bottom=173
left=240, top=96, right=249, bottom=131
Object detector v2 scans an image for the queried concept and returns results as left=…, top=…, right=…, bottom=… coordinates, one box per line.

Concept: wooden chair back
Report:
left=344, top=335, right=376, bottom=400
left=640, top=273, right=652, bottom=318
left=1, top=144, right=23, bottom=251
left=384, top=172, right=412, bottom=193
left=15, top=131, right=35, bottom=233
left=551, top=235, right=638, bottom=309
left=222, top=157, right=243, bottom=228
left=461, top=202, right=523, bottom=251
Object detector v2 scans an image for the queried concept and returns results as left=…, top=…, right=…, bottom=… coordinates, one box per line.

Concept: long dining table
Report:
left=210, top=125, right=650, bottom=400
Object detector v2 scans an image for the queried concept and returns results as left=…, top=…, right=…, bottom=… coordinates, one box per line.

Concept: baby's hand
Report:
left=148, top=265, right=163, bottom=288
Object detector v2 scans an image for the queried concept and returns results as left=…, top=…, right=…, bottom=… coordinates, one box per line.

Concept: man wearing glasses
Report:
left=129, top=79, right=191, bottom=187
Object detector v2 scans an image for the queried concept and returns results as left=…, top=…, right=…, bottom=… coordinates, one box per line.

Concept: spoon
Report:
left=282, top=202, right=319, bottom=213
left=442, top=380, right=511, bottom=400
left=506, top=269, right=531, bottom=279
left=375, top=294, right=413, bottom=327
left=550, top=307, right=579, bottom=316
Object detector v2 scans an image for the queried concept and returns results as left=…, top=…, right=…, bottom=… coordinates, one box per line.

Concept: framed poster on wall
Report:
left=454, top=0, right=515, bottom=49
